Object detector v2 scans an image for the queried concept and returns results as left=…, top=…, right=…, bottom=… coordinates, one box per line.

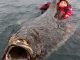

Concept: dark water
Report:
left=0, top=0, right=80, bottom=60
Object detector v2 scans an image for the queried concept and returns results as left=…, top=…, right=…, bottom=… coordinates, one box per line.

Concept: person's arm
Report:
left=39, top=2, right=51, bottom=10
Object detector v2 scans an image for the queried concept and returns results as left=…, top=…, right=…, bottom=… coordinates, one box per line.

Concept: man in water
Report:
left=39, top=0, right=72, bottom=20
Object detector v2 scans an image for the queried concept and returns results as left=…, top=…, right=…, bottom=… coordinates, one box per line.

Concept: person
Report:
left=54, top=0, right=72, bottom=20
left=39, top=0, right=72, bottom=20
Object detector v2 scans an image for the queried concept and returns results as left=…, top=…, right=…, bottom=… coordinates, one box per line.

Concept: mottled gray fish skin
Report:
left=2, top=0, right=80, bottom=60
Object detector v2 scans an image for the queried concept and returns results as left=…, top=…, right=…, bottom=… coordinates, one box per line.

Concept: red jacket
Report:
left=57, top=2, right=72, bottom=19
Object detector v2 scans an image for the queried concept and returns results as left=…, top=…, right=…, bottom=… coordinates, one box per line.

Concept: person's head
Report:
left=59, top=0, right=69, bottom=7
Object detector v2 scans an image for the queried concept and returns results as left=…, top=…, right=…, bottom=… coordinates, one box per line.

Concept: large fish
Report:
left=2, top=0, right=80, bottom=60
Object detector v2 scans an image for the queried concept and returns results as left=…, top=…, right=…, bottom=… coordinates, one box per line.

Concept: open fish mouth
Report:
left=2, top=34, right=33, bottom=60
left=5, top=46, right=31, bottom=60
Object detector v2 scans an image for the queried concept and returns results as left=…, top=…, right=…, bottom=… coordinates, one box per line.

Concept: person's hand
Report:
left=65, top=15, right=69, bottom=18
